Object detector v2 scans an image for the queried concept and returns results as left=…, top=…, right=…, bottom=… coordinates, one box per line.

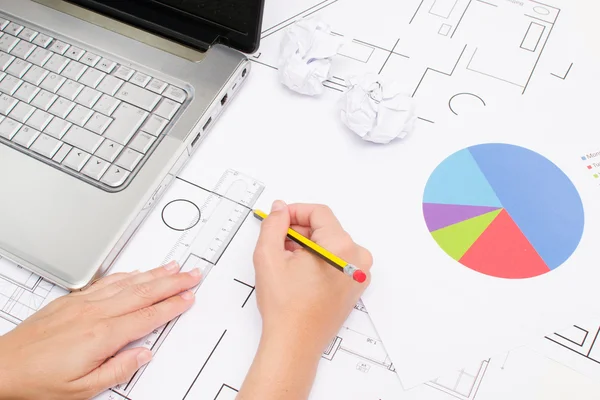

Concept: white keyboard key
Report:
left=27, top=109, right=54, bottom=131
left=31, top=133, right=61, bottom=158
left=75, top=87, right=102, bottom=108
left=147, top=78, right=167, bottom=94
left=101, top=164, right=130, bottom=187
left=115, top=148, right=143, bottom=171
left=95, top=139, right=123, bottom=162
left=85, top=112, right=112, bottom=135
left=97, top=58, right=117, bottom=74
left=57, top=79, right=84, bottom=101
left=0, top=94, right=18, bottom=115
left=131, top=72, right=151, bottom=87
left=9, top=102, right=35, bottom=123
left=63, top=61, right=87, bottom=81
left=6, top=59, right=32, bottom=78
left=45, top=118, right=71, bottom=139
left=0, top=117, right=21, bottom=139
left=0, top=34, right=19, bottom=53
left=5, top=23, right=23, bottom=37
left=12, top=126, right=40, bottom=148
left=31, top=90, right=57, bottom=111
left=115, top=82, right=161, bottom=112
left=96, top=75, right=124, bottom=96
left=40, top=72, right=66, bottom=93
left=65, top=46, right=85, bottom=61
left=129, top=131, right=156, bottom=154
left=48, top=97, right=76, bottom=119
left=81, top=52, right=101, bottom=67
left=27, top=47, right=53, bottom=66
left=0, top=19, right=9, bottom=31
left=154, top=98, right=180, bottom=120
left=18, top=28, right=38, bottom=42
left=93, top=94, right=120, bottom=116
left=52, top=143, right=72, bottom=163
left=33, top=34, right=53, bottom=48
left=113, top=65, right=134, bottom=81
left=67, top=104, right=94, bottom=126
left=78, top=68, right=105, bottom=88
left=82, top=156, right=110, bottom=180
left=62, top=148, right=91, bottom=172
left=45, top=53, right=69, bottom=74
left=141, top=114, right=168, bottom=136
left=103, top=103, right=148, bottom=145
left=0, top=75, right=23, bottom=95
left=14, top=83, right=40, bottom=103
left=10, top=41, right=36, bottom=59
left=49, top=40, right=69, bottom=55
left=63, top=125, right=103, bottom=153
left=0, top=53, right=15, bottom=70
left=164, top=85, right=186, bottom=103
left=23, top=66, right=49, bottom=86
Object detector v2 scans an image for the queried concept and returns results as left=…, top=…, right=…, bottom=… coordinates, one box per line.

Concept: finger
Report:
left=87, top=261, right=180, bottom=301
left=101, top=269, right=202, bottom=317
left=112, top=291, right=195, bottom=347
left=76, top=272, right=137, bottom=296
left=287, top=204, right=344, bottom=234
left=76, top=347, right=152, bottom=396
left=255, top=200, right=291, bottom=252
left=284, top=225, right=311, bottom=252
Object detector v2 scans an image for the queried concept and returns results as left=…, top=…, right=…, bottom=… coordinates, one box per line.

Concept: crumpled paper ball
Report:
left=278, top=18, right=344, bottom=96
left=339, top=74, right=417, bottom=144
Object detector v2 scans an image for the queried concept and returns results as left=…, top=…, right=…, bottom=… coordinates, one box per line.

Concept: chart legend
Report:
left=423, top=144, right=585, bottom=279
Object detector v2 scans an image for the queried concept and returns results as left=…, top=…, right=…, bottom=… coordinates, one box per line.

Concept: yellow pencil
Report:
left=253, top=209, right=367, bottom=283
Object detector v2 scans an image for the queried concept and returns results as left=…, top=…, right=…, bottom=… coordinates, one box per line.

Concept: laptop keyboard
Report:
left=0, top=17, right=188, bottom=190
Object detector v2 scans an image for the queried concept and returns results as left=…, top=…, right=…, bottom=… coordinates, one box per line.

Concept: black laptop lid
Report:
left=66, top=0, right=265, bottom=53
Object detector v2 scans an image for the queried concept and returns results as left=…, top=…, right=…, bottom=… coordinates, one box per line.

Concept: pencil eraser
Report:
left=353, top=270, right=367, bottom=283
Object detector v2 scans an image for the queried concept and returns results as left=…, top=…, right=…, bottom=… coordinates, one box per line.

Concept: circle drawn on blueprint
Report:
left=161, top=199, right=201, bottom=231
left=533, top=6, right=550, bottom=15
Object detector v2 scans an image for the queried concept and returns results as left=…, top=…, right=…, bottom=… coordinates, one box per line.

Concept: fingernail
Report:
left=136, top=349, right=153, bottom=367
left=181, top=291, right=195, bottom=300
left=271, top=200, right=286, bottom=212
left=189, top=268, right=201, bottom=278
left=164, top=261, right=179, bottom=271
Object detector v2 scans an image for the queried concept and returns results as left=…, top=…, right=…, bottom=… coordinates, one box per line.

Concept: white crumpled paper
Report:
left=278, top=18, right=344, bottom=96
left=339, top=74, right=417, bottom=144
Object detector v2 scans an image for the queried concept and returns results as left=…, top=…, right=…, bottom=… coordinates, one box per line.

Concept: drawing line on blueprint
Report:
left=425, top=359, right=490, bottom=400
left=233, top=278, right=256, bottom=308
left=412, top=44, right=467, bottom=97
left=183, top=330, right=229, bottom=400
left=551, top=62, right=573, bottom=79
left=545, top=325, right=600, bottom=365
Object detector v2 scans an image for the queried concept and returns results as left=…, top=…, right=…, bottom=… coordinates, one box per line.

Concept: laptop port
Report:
left=242, top=68, right=247, bottom=78
left=191, top=132, right=202, bottom=147
left=221, top=93, right=228, bottom=106
left=202, top=117, right=212, bottom=131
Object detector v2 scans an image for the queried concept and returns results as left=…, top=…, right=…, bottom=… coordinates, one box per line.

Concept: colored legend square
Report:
left=582, top=156, right=587, bottom=160
left=588, top=165, right=593, bottom=170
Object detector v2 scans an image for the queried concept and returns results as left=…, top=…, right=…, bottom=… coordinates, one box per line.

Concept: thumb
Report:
left=256, top=200, right=291, bottom=252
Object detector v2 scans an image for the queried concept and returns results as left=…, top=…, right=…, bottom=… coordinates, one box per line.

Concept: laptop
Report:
left=0, top=0, right=265, bottom=289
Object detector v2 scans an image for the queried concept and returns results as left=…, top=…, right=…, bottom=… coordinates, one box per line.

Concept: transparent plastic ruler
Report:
left=113, top=169, right=264, bottom=397
left=161, top=169, right=264, bottom=267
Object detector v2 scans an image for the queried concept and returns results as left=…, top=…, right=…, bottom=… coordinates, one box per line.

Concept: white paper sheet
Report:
left=244, top=0, right=600, bottom=388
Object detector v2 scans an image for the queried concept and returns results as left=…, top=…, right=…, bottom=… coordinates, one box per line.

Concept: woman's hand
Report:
left=238, top=201, right=373, bottom=400
left=0, top=262, right=201, bottom=400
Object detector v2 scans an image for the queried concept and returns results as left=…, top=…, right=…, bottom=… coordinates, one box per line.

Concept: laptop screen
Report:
left=67, top=0, right=265, bottom=53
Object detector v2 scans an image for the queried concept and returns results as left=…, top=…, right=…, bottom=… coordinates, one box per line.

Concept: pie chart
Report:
left=423, top=143, right=584, bottom=279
